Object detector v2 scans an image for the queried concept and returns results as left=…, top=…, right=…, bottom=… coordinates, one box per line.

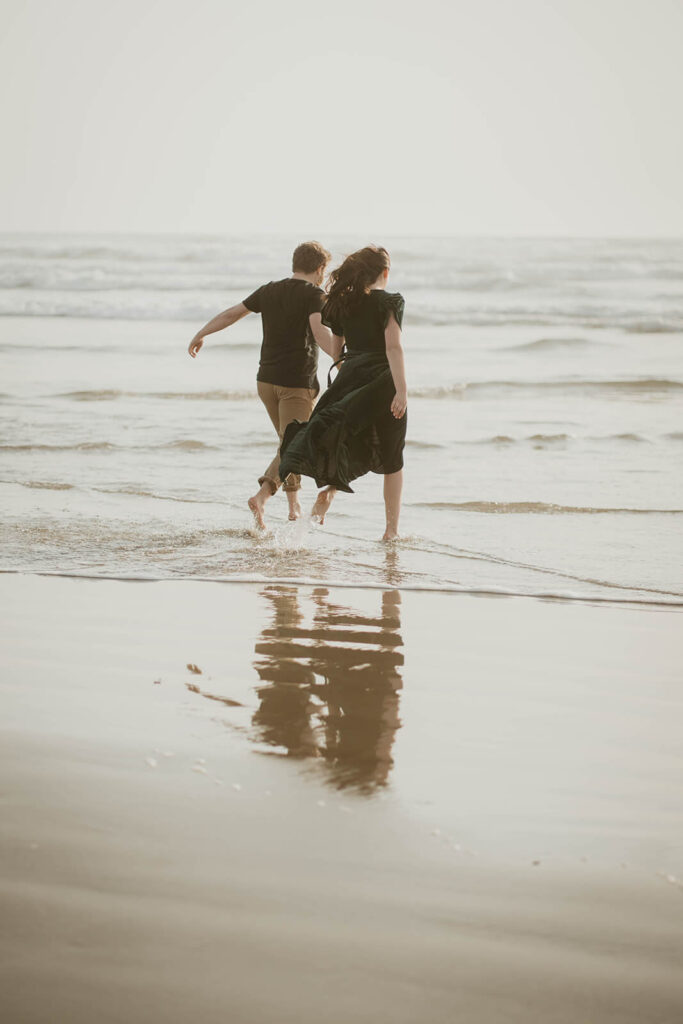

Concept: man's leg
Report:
left=277, top=387, right=317, bottom=520
left=248, top=382, right=281, bottom=528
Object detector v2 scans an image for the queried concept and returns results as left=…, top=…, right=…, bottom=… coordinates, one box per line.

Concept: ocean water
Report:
left=1, top=234, right=682, bottom=604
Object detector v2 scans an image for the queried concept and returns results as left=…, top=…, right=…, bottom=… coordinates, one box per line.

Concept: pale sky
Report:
left=2, top=0, right=682, bottom=237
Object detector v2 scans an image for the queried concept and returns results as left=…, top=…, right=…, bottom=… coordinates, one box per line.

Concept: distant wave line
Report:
left=1, top=304, right=681, bottom=333
left=0, top=340, right=259, bottom=353
left=92, top=486, right=227, bottom=505
left=411, top=378, right=683, bottom=398
left=0, top=439, right=220, bottom=453
left=413, top=500, right=682, bottom=514
left=46, top=378, right=683, bottom=404
left=504, top=336, right=596, bottom=352
left=3, top=480, right=76, bottom=490
left=1, top=272, right=681, bottom=293
left=0, top=432, right=651, bottom=451
left=461, top=432, right=660, bottom=445
left=54, top=388, right=256, bottom=401
left=1, top=479, right=229, bottom=503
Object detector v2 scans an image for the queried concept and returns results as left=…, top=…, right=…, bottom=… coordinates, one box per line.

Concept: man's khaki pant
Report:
left=257, top=382, right=317, bottom=493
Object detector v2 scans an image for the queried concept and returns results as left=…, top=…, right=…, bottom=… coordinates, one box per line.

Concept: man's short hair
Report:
left=292, top=241, right=331, bottom=274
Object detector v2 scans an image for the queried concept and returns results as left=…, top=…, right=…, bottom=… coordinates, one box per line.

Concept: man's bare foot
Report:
left=382, top=529, right=399, bottom=542
left=248, top=481, right=274, bottom=530
left=287, top=496, right=302, bottom=521
left=311, top=487, right=335, bottom=524
left=248, top=494, right=266, bottom=530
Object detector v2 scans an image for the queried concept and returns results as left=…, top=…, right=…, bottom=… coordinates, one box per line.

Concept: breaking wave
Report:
left=411, top=378, right=683, bottom=398
left=506, top=336, right=596, bottom=352
left=55, top=388, right=254, bottom=402
left=0, top=439, right=219, bottom=453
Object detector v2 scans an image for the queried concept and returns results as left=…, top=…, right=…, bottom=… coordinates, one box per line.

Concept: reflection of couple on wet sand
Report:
left=188, top=241, right=407, bottom=541
left=189, top=586, right=404, bottom=791
left=252, top=587, right=403, bottom=790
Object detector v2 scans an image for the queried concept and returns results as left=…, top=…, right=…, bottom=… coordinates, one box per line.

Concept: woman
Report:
left=279, top=245, right=407, bottom=540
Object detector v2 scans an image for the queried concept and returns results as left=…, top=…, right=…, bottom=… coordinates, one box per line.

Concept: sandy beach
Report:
left=1, top=572, right=681, bottom=1023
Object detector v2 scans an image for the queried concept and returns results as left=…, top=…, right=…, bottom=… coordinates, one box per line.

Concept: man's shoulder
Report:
left=283, top=278, right=324, bottom=295
left=264, top=278, right=320, bottom=295
left=285, top=278, right=326, bottom=312
left=258, top=278, right=325, bottom=318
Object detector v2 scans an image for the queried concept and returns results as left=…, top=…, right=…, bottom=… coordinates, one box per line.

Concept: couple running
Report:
left=188, top=241, right=407, bottom=540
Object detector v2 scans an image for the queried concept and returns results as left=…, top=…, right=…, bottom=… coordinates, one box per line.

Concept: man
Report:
left=188, top=241, right=334, bottom=528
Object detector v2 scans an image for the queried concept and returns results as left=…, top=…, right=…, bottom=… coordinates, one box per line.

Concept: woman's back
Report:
left=324, top=290, right=405, bottom=355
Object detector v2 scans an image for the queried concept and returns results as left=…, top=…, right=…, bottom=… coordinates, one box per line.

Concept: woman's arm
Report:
left=188, top=302, right=251, bottom=357
left=385, top=313, right=407, bottom=419
left=309, top=313, right=344, bottom=361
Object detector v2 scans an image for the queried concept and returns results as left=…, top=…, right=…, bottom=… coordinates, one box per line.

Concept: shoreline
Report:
left=2, top=567, right=681, bottom=608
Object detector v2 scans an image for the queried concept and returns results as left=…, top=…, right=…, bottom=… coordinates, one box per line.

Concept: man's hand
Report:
left=391, top=391, right=407, bottom=419
left=188, top=336, right=204, bottom=358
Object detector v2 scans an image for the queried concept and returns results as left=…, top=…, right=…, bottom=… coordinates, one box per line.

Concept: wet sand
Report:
left=1, top=573, right=682, bottom=1023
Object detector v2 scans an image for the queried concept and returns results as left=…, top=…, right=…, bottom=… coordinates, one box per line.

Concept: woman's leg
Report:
left=311, top=485, right=336, bottom=524
left=382, top=470, right=403, bottom=541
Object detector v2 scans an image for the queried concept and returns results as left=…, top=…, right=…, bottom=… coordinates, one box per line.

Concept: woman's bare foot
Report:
left=287, top=494, right=302, bottom=521
left=382, top=529, right=400, bottom=542
left=311, top=486, right=336, bottom=524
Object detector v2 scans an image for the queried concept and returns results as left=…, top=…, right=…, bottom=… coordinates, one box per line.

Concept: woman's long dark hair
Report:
left=323, top=245, right=390, bottom=326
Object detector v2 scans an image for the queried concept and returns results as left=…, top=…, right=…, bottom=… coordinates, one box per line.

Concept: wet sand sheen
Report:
left=1, top=574, right=682, bottom=1023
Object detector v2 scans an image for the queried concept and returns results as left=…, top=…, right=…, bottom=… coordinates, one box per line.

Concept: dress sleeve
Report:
left=243, top=285, right=263, bottom=313
left=383, top=292, right=405, bottom=329
left=308, top=287, right=326, bottom=316
left=321, top=300, right=343, bottom=337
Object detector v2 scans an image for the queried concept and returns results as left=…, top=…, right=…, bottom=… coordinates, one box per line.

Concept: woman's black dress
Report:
left=279, top=290, right=406, bottom=493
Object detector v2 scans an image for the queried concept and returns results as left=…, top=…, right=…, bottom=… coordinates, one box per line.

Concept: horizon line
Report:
left=1, top=230, right=682, bottom=243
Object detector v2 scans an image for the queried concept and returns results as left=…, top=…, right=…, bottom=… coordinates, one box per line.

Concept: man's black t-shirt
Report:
left=243, top=278, right=325, bottom=392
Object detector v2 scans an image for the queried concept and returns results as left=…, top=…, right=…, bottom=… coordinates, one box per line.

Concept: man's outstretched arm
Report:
left=188, top=303, right=251, bottom=357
